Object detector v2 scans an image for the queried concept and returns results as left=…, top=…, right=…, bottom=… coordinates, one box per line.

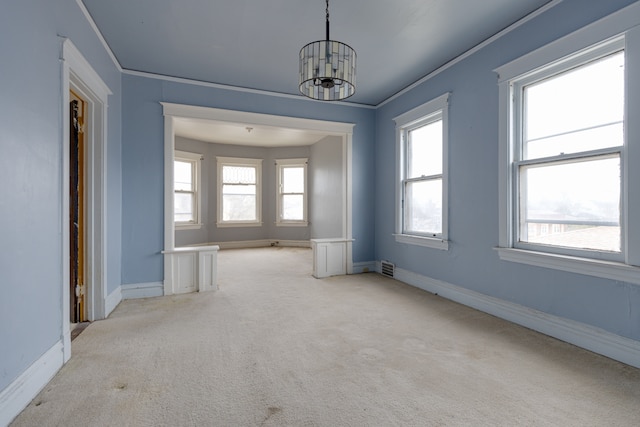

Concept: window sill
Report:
left=495, top=247, right=640, bottom=285
left=216, top=221, right=263, bottom=228
left=175, top=223, right=202, bottom=230
left=276, top=221, right=309, bottom=227
left=394, top=234, right=449, bottom=251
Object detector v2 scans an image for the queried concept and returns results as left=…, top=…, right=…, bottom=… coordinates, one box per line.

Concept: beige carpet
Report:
left=12, top=247, right=640, bottom=426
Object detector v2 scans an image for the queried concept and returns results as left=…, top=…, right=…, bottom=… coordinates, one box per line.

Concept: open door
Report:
left=70, top=91, right=86, bottom=323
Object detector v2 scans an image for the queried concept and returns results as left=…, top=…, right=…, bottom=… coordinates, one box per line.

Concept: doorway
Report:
left=62, top=38, right=112, bottom=361
left=70, top=90, right=87, bottom=324
left=160, top=103, right=355, bottom=294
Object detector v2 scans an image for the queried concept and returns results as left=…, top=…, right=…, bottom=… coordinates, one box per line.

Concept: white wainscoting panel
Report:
left=311, top=238, right=349, bottom=278
left=162, top=245, right=220, bottom=295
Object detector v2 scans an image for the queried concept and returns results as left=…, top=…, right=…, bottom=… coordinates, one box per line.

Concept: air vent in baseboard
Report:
left=381, top=260, right=395, bottom=278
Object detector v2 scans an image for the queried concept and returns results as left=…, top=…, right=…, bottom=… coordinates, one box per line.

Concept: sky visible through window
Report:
left=520, top=51, right=624, bottom=252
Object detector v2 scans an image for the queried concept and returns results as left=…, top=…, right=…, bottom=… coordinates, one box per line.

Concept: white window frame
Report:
left=276, top=158, right=308, bottom=227
left=216, top=156, right=263, bottom=227
left=393, top=93, right=450, bottom=250
left=174, top=150, right=202, bottom=230
left=495, top=7, right=640, bottom=285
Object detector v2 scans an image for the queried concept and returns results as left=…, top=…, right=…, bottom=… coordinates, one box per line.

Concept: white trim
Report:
left=494, top=2, right=640, bottom=81
left=161, top=103, right=355, bottom=135
left=495, top=248, right=640, bottom=285
left=394, top=234, right=449, bottom=251
left=495, top=4, right=640, bottom=276
left=216, top=156, right=263, bottom=227
left=121, top=282, right=164, bottom=300
left=174, top=150, right=203, bottom=228
left=162, top=103, right=354, bottom=288
left=352, top=261, right=377, bottom=274
left=75, top=0, right=122, bottom=72
left=378, top=1, right=564, bottom=107
left=125, top=69, right=376, bottom=109
left=276, top=158, right=308, bottom=226
left=105, top=286, right=122, bottom=317
left=394, top=93, right=450, bottom=246
left=0, top=341, right=64, bottom=427
left=61, top=38, right=111, bottom=363
left=205, top=239, right=311, bottom=250
left=392, top=93, right=450, bottom=125
left=387, top=266, right=640, bottom=369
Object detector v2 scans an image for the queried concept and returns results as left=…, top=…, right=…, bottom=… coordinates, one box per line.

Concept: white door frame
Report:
left=61, top=38, right=111, bottom=361
left=161, top=103, right=355, bottom=291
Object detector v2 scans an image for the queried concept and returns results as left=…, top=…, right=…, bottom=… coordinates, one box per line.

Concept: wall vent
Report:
left=381, top=260, right=395, bottom=278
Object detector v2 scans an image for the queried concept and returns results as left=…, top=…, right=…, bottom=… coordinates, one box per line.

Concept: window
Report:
left=276, top=158, right=308, bottom=226
left=516, top=49, right=624, bottom=257
left=174, top=150, right=202, bottom=228
left=496, top=24, right=640, bottom=284
left=394, top=93, right=449, bottom=250
left=217, top=157, right=262, bottom=227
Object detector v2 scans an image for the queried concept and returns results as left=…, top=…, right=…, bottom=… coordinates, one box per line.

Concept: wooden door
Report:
left=70, top=91, right=86, bottom=323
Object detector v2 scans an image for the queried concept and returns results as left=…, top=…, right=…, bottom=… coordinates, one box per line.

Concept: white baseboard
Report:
left=379, top=264, right=640, bottom=369
left=352, top=261, right=377, bottom=274
left=121, top=282, right=164, bottom=300
left=105, top=286, right=122, bottom=317
left=0, top=341, right=64, bottom=427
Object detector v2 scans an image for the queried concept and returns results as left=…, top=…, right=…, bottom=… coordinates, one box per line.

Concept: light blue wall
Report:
left=0, top=0, right=122, bottom=392
left=121, top=75, right=376, bottom=285
left=375, top=0, right=640, bottom=341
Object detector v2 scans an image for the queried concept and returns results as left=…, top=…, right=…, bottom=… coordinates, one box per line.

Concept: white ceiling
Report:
left=81, top=0, right=552, bottom=145
left=174, top=117, right=329, bottom=147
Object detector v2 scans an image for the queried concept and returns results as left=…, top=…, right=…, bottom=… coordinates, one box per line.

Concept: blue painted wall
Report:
left=121, top=75, right=376, bottom=285
left=375, top=0, right=640, bottom=341
left=0, top=0, right=122, bottom=392
left=3, top=0, right=640, bottom=411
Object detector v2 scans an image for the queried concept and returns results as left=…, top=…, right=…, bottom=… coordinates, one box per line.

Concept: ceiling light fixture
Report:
left=299, top=0, right=356, bottom=101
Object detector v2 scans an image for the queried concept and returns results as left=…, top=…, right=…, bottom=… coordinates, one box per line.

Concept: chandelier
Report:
left=299, top=0, right=356, bottom=101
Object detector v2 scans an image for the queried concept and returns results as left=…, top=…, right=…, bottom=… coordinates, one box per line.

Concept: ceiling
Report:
left=81, top=0, right=552, bottom=145
left=173, top=117, right=330, bottom=147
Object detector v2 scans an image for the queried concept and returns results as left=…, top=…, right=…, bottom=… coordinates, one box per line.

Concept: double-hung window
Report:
left=276, top=158, right=308, bottom=226
left=497, top=25, right=640, bottom=283
left=515, top=48, right=624, bottom=255
left=174, top=150, right=202, bottom=229
left=217, top=157, right=262, bottom=227
left=394, top=93, right=449, bottom=250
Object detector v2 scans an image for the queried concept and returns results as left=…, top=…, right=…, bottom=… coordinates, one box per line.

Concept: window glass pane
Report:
left=282, top=167, right=304, bottom=193
left=404, top=179, right=442, bottom=235
left=174, top=192, right=194, bottom=222
left=524, top=51, right=624, bottom=159
left=519, top=155, right=620, bottom=252
left=174, top=160, right=193, bottom=191
left=282, top=194, right=304, bottom=220
left=222, top=184, right=256, bottom=221
left=525, top=123, right=623, bottom=160
left=223, top=166, right=256, bottom=184
left=408, top=120, right=442, bottom=178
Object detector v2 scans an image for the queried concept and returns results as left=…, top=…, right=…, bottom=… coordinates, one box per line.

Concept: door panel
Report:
left=70, top=91, right=86, bottom=323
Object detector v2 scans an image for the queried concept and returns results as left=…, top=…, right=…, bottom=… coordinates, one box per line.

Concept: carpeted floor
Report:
left=12, top=247, right=640, bottom=426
